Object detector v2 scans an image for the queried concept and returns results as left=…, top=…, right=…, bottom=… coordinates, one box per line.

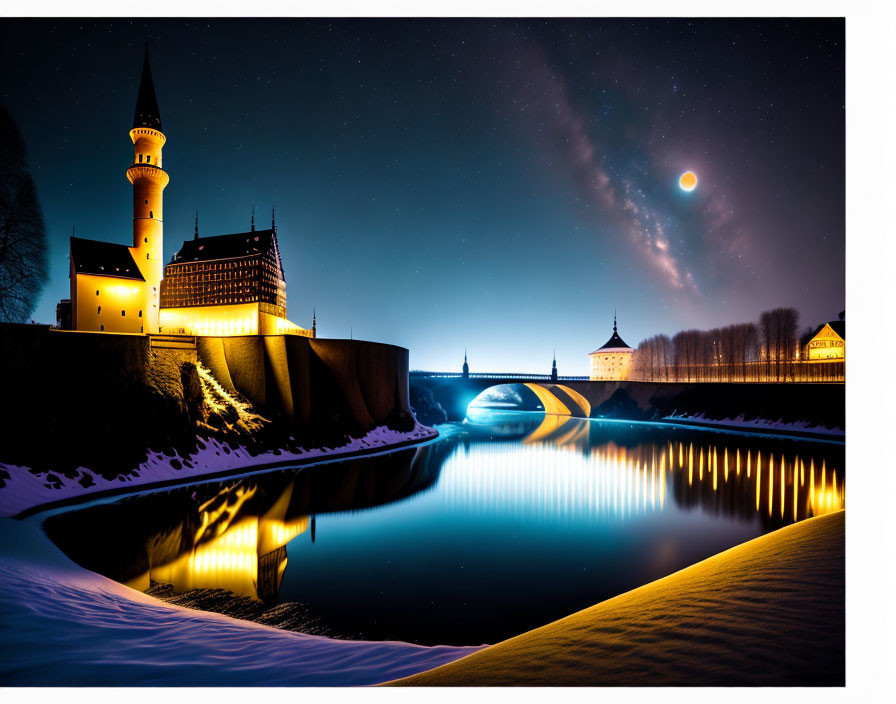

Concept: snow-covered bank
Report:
left=663, top=412, right=844, bottom=439
left=0, top=518, right=482, bottom=686
left=391, top=511, right=845, bottom=686
left=0, top=422, right=437, bottom=519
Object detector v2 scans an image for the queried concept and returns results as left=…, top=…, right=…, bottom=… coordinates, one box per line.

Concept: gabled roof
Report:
left=133, top=48, right=162, bottom=131
left=70, top=236, right=144, bottom=281
left=810, top=320, right=845, bottom=341
left=169, top=229, right=281, bottom=267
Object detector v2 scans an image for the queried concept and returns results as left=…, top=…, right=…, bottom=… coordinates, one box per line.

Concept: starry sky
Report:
left=0, top=18, right=844, bottom=375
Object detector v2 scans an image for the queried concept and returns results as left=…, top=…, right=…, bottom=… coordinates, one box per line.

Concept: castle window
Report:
left=145, top=200, right=148, bottom=204
left=147, top=254, right=149, bottom=260
left=100, top=325, right=104, bottom=331
left=97, top=306, right=101, bottom=314
left=121, top=310, right=125, bottom=316
left=95, top=290, right=99, bottom=296
left=139, top=154, right=143, bottom=162
left=144, top=238, right=148, bottom=243
left=149, top=211, right=153, bottom=218
left=138, top=310, right=142, bottom=318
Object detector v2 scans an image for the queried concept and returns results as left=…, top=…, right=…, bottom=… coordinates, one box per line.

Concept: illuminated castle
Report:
left=588, top=313, right=633, bottom=381
left=64, top=49, right=309, bottom=337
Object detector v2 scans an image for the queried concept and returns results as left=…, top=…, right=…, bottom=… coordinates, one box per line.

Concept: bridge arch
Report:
left=468, top=382, right=590, bottom=418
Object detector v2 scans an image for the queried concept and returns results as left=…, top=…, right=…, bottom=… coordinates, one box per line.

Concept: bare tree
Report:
left=0, top=107, right=48, bottom=323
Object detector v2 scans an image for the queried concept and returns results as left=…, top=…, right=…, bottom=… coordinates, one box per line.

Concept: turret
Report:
left=126, top=47, right=168, bottom=333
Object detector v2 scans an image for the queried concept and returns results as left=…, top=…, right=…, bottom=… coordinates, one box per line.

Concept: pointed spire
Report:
left=194, top=211, right=199, bottom=239
left=613, top=309, right=617, bottom=333
left=251, top=205, right=256, bottom=232
left=552, top=349, right=557, bottom=369
left=271, top=204, right=276, bottom=232
left=312, top=307, right=317, bottom=337
left=133, top=45, right=162, bottom=131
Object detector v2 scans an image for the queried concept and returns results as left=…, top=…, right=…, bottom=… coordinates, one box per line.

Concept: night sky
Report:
left=0, top=18, right=844, bottom=375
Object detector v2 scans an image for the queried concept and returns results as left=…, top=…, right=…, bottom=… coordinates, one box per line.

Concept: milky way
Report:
left=0, top=18, right=843, bottom=373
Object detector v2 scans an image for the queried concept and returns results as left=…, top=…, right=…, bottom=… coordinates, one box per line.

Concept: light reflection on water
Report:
left=445, top=412, right=843, bottom=526
left=44, top=410, right=844, bottom=645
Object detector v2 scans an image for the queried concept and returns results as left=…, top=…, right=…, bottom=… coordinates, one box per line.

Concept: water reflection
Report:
left=44, top=446, right=444, bottom=604
left=457, top=412, right=844, bottom=528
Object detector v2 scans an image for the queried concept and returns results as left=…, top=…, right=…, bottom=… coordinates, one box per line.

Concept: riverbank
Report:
left=389, top=510, right=844, bottom=686
left=0, top=517, right=482, bottom=686
left=660, top=413, right=844, bottom=441
left=0, top=421, right=438, bottom=519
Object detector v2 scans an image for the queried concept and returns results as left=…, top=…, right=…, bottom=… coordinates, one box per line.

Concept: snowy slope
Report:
left=0, top=422, right=437, bottom=518
left=0, top=518, right=482, bottom=686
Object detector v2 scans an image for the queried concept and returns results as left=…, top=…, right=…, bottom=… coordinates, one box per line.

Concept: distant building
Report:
left=462, top=350, right=469, bottom=379
left=551, top=352, right=558, bottom=382
left=805, top=320, right=845, bottom=361
left=62, top=48, right=310, bottom=338
left=589, top=314, right=633, bottom=381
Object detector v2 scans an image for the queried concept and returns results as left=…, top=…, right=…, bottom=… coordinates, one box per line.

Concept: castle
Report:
left=59, top=49, right=311, bottom=338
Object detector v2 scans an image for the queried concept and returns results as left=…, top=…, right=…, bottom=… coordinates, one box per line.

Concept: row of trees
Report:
left=630, top=307, right=837, bottom=382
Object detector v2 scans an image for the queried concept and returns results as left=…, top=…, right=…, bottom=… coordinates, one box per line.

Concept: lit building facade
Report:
left=805, top=321, right=845, bottom=361
left=63, top=49, right=309, bottom=338
left=588, top=315, right=633, bottom=381
left=159, top=227, right=309, bottom=337
left=67, top=49, right=167, bottom=334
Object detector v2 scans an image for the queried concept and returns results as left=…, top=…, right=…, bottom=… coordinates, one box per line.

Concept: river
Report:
left=42, top=410, right=845, bottom=647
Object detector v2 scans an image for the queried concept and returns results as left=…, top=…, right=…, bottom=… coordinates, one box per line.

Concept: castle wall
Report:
left=194, top=335, right=412, bottom=432
left=73, top=274, right=146, bottom=333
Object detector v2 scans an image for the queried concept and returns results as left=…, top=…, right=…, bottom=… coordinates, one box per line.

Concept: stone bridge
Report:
left=408, top=372, right=846, bottom=431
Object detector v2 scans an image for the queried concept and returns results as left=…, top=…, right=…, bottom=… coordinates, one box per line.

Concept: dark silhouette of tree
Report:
left=0, top=106, right=48, bottom=323
left=758, top=307, right=799, bottom=381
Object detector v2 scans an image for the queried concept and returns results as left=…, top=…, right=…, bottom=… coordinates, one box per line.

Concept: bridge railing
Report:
left=409, top=371, right=590, bottom=381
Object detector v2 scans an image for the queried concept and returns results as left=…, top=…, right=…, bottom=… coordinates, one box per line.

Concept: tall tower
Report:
left=551, top=351, right=558, bottom=382
left=126, top=47, right=168, bottom=334
left=462, top=349, right=469, bottom=379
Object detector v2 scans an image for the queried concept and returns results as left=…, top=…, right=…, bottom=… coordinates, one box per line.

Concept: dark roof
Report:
left=169, top=229, right=280, bottom=265
left=811, top=320, right=845, bottom=340
left=590, top=328, right=632, bottom=354
left=70, top=236, right=144, bottom=281
left=133, top=49, right=162, bottom=131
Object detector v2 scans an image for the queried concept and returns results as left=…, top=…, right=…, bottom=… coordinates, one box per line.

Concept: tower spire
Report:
left=462, top=348, right=469, bottom=378
left=551, top=349, right=558, bottom=382
left=133, top=45, right=162, bottom=131
left=251, top=204, right=256, bottom=232
left=194, top=211, right=199, bottom=240
left=613, top=309, right=617, bottom=333
left=312, top=307, right=317, bottom=337
left=271, top=204, right=276, bottom=232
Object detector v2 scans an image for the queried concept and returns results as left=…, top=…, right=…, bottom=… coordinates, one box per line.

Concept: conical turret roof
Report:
left=133, top=48, right=162, bottom=131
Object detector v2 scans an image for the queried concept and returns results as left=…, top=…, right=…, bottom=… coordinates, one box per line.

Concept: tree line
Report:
left=629, top=307, right=839, bottom=382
